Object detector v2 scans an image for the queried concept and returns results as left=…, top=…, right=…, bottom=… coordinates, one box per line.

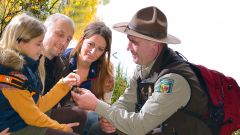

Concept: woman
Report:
left=0, top=14, right=81, bottom=135
left=62, top=21, right=114, bottom=135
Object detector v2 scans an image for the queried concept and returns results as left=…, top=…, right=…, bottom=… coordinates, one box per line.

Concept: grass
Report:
left=111, top=63, right=129, bottom=104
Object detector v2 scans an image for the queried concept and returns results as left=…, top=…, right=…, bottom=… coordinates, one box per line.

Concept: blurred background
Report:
left=1, top=0, right=239, bottom=92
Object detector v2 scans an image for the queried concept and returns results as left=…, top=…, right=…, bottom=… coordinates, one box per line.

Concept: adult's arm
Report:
left=95, top=73, right=191, bottom=135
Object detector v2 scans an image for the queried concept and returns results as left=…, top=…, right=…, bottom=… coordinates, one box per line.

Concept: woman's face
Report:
left=80, top=34, right=107, bottom=63
left=18, top=34, right=44, bottom=60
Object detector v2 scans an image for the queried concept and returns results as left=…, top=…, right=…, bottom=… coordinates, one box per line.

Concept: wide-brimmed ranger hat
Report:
left=112, top=6, right=181, bottom=44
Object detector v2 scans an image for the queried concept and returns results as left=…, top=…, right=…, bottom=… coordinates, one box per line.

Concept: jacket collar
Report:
left=69, top=54, right=98, bottom=79
left=0, top=48, right=24, bottom=71
left=0, top=48, right=39, bottom=72
left=22, top=55, right=40, bottom=72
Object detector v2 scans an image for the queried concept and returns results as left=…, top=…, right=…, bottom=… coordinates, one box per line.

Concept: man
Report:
left=71, top=6, right=210, bottom=135
left=42, top=13, right=87, bottom=134
left=43, top=13, right=75, bottom=91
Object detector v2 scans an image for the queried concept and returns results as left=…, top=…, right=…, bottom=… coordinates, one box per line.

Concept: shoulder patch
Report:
left=155, top=78, right=174, bottom=93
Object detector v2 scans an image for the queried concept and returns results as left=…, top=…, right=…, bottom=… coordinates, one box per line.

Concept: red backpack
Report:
left=189, top=63, right=240, bottom=135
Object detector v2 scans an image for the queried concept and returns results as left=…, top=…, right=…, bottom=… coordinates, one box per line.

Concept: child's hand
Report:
left=62, top=73, right=81, bottom=87
left=66, top=122, right=80, bottom=132
left=0, top=128, right=10, bottom=135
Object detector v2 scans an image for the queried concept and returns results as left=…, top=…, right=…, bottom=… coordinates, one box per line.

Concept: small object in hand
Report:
left=71, top=69, right=80, bottom=93
left=71, top=87, right=85, bottom=95
left=72, top=86, right=80, bottom=93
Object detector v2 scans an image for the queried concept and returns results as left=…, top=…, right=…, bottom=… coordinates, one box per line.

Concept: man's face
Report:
left=127, top=35, right=159, bottom=65
left=43, top=19, right=74, bottom=59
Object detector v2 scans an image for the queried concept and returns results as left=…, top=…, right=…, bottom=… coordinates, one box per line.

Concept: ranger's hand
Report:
left=71, top=88, right=98, bottom=111
left=99, top=117, right=116, bottom=133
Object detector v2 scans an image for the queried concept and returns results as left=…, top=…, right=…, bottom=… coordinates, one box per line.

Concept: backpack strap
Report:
left=0, top=74, right=26, bottom=90
left=175, top=51, right=233, bottom=134
left=0, top=74, right=29, bottom=112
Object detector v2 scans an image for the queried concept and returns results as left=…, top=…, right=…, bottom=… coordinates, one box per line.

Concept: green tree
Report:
left=0, top=0, right=106, bottom=39
left=0, top=0, right=61, bottom=37
left=99, top=0, right=110, bottom=5
left=111, top=63, right=129, bottom=104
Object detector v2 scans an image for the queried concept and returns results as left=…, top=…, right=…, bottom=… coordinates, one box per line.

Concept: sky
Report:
left=96, top=0, right=240, bottom=84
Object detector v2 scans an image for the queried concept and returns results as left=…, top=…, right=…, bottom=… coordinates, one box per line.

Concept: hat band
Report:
left=127, top=24, right=166, bottom=39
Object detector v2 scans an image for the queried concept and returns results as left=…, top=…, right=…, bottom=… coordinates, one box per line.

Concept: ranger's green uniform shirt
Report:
left=95, top=62, right=191, bottom=135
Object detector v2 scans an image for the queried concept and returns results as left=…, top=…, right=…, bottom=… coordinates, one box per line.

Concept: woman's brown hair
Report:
left=70, top=21, right=113, bottom=100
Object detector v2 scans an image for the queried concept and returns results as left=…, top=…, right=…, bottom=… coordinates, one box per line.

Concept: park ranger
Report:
left=71, top=6, right=210, bottom=135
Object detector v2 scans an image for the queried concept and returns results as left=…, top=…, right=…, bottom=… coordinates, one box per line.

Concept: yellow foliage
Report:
left=0, top=0, right=99, bottom=38
left=0, top=0, right=60, bottom=36
left=61, top=0, right=99, bottom=39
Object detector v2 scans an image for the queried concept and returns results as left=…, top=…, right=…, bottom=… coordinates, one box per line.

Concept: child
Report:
left=0, top=13, right=81, bottom=135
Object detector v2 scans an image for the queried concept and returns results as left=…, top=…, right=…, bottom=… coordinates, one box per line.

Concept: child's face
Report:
left=18, top=34, right=44, bottom=60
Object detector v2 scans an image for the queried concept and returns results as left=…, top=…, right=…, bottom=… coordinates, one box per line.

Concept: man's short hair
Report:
left=44, top=13, right=75, bottom=30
